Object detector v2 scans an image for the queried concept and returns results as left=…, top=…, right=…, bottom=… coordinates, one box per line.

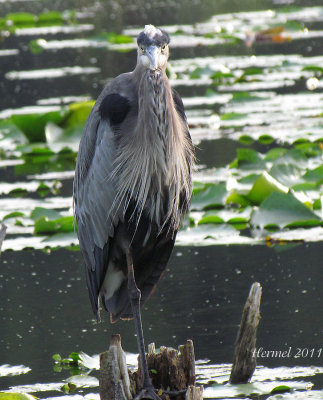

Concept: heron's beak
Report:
left=146, top=45, right=161, bottom=70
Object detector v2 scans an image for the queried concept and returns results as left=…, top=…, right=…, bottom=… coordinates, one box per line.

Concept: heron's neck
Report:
left=136, top=69, right=170, bottom=153
left=113, top=67, right=191, bottom=231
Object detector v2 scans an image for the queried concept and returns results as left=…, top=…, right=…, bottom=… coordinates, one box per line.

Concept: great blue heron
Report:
left=73, top=25, right=194, bottom=399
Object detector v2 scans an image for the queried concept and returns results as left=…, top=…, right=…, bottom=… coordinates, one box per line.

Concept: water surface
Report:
left=0, top=0, right=322, bottom=398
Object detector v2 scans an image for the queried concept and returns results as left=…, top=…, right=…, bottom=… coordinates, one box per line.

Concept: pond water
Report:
left=0, top=0, right=323, bottom=399
left=1, top=244, right=323, bottom=399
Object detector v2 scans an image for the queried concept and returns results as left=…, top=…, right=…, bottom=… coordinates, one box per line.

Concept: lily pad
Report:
left=264, top=148, right=288, bottom=161
left=0, top=364, right=31, bottom=377
left=230, top=92, right=266, bottom=102
left=192, top=181, right=207, bottom=195
left=41, top=232, right=78, bottom=248
left=230, top=148, right=265, bottom=170
left=269, top=163, right=304, bottom=188
left=226, top=192, right=250, bottom=207
left=61, top=101, right=94, bottom=130
left=3, top=10, right=75, bottom=32
left=210, top=70, right=234, bottom=83
left=303, top=165, right=323, bottom=183
left=302, top=65, right=323, bottom=74
left=251, top=192, right=321, bottom=229
left=177, top=224, right=254, bottom=246
left=30, top=207, right=61, bottom=221
left=241, top=67, right=264, bottom=76
left=247, top=172, right=289, bottom=205
left=9, top=188, right=28, bottom=197
left=61, top=382, right=77, bottom=394
left=36, top=183, right=51, bottom=197
left=259, top=134, right=274, bottom=145
left=0, top=394, right=36, bottom=400
left=190, top=183, right=227, bottom=210
left=239, top=134, right=254, bottom=145
left=94, top=32, right=133, bottom=44
left=220, top=112, right=247, bottom=121
left=11, top=111, right=67, bottom=143
left=66, top=374, right=99, bottom=388
left=3, top=212, right=25, bottom=220
left=34, top=216, right=74, bottom=235
left=5, top=13, right=35, bottom=27
left=270, top=384, right=291, bottom=394
left=198, top=212, right=224, bottom=225
left=37, top=11, right=65, bottom=25
left=274, top=149, right=308, bottom=169
left=196, top=207, right=252, bottom=227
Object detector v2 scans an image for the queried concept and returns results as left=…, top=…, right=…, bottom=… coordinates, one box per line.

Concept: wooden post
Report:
left=100, top=337, right=203, bottom=399
left=179, top=340, right=196, bottom=386
left=100, top=334, right=134, bottom=400
left=0, top=224, right=6, bottom=256
left=230, top=282, right=262, bottom=384
left=185, top=385, right=203, bottom=400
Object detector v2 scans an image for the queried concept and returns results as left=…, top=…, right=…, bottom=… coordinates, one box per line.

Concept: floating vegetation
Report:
left=2, top=353, right=322, bottom=399
left=181, top=142, right=323, bottom=244
left=0, top=11, right=76, bottom=36
left=0, top=394, right=37, bottom=400
left=0, top=94, right=321, bottom=248
left=0, top=4, right=322, bottom=253
left=52, top=352, right=89, bottom=374
left=0, top=4, right=323, bottom=400
left=0, top=365, right=31, bottom=378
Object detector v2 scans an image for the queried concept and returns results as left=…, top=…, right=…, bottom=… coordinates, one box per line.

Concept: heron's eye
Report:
left=140, top=46, right=145, bottom=54
left=161, top=44, right=167, bottom=53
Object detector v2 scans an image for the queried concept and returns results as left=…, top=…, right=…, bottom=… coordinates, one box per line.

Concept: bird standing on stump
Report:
left=74, top=25, right=194, bottom=399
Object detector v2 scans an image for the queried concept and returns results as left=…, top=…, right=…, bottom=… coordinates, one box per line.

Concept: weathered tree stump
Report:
left=229, top=282, right=262, bottom=384
left=0, top=224, right=6, bottom=257
left=100, top=336, right=203, bottom=400
left=99, top=282, right=263, bottom=397
left=99, top=334, right=134, bottom=400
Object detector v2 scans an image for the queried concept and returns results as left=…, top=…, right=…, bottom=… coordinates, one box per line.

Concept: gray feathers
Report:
left=112, top=68, right=193, bottom=234
left=73, top=32, right=194, bottom=320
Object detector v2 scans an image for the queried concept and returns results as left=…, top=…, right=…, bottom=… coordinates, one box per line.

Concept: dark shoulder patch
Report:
left=172, top=88, right=186, bottom=121
left=99, top=93, right=131, bottom=125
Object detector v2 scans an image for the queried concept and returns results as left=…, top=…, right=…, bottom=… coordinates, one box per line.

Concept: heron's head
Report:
left=137, top=25, right=170, bottom=71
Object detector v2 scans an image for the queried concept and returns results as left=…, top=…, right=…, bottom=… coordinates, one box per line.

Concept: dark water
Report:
left=1, top=0, right=323, bottom=397
left=1, top=242, right=322, bottom=392
left=1, top=0, right=321, bottom=112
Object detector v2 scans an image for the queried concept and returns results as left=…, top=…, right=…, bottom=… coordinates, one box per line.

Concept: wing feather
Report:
left=73, top=77, right=134, bottom=316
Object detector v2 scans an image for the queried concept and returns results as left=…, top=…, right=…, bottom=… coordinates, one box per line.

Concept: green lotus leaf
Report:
left=0, top=393, right=37, bottom=400
left=230, top=148, right=265, bottom=169
left=191, top=183, right=227, bottom=210
left=11, top=111, right=67, bottom=143
left=30, top=207, right=61, bottom=221
left=251, top=192, right=321, bottom=229
left=247, top=172, right=288, bottom=205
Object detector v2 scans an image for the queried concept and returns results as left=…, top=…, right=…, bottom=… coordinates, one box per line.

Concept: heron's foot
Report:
left=133, top=386, right=161, bottom=400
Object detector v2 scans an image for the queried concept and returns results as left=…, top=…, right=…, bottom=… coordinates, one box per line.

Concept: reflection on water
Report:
left=0, top=242, right=322, bottom=395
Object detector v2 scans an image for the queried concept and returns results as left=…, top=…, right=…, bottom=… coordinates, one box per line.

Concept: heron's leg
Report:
left=126, top=250, right=161, bottom=400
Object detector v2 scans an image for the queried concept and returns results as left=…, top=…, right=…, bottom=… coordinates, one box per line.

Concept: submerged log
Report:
left=229, top=282, right=262, bottom=384
left=100, top=336, right=203, bottom=400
